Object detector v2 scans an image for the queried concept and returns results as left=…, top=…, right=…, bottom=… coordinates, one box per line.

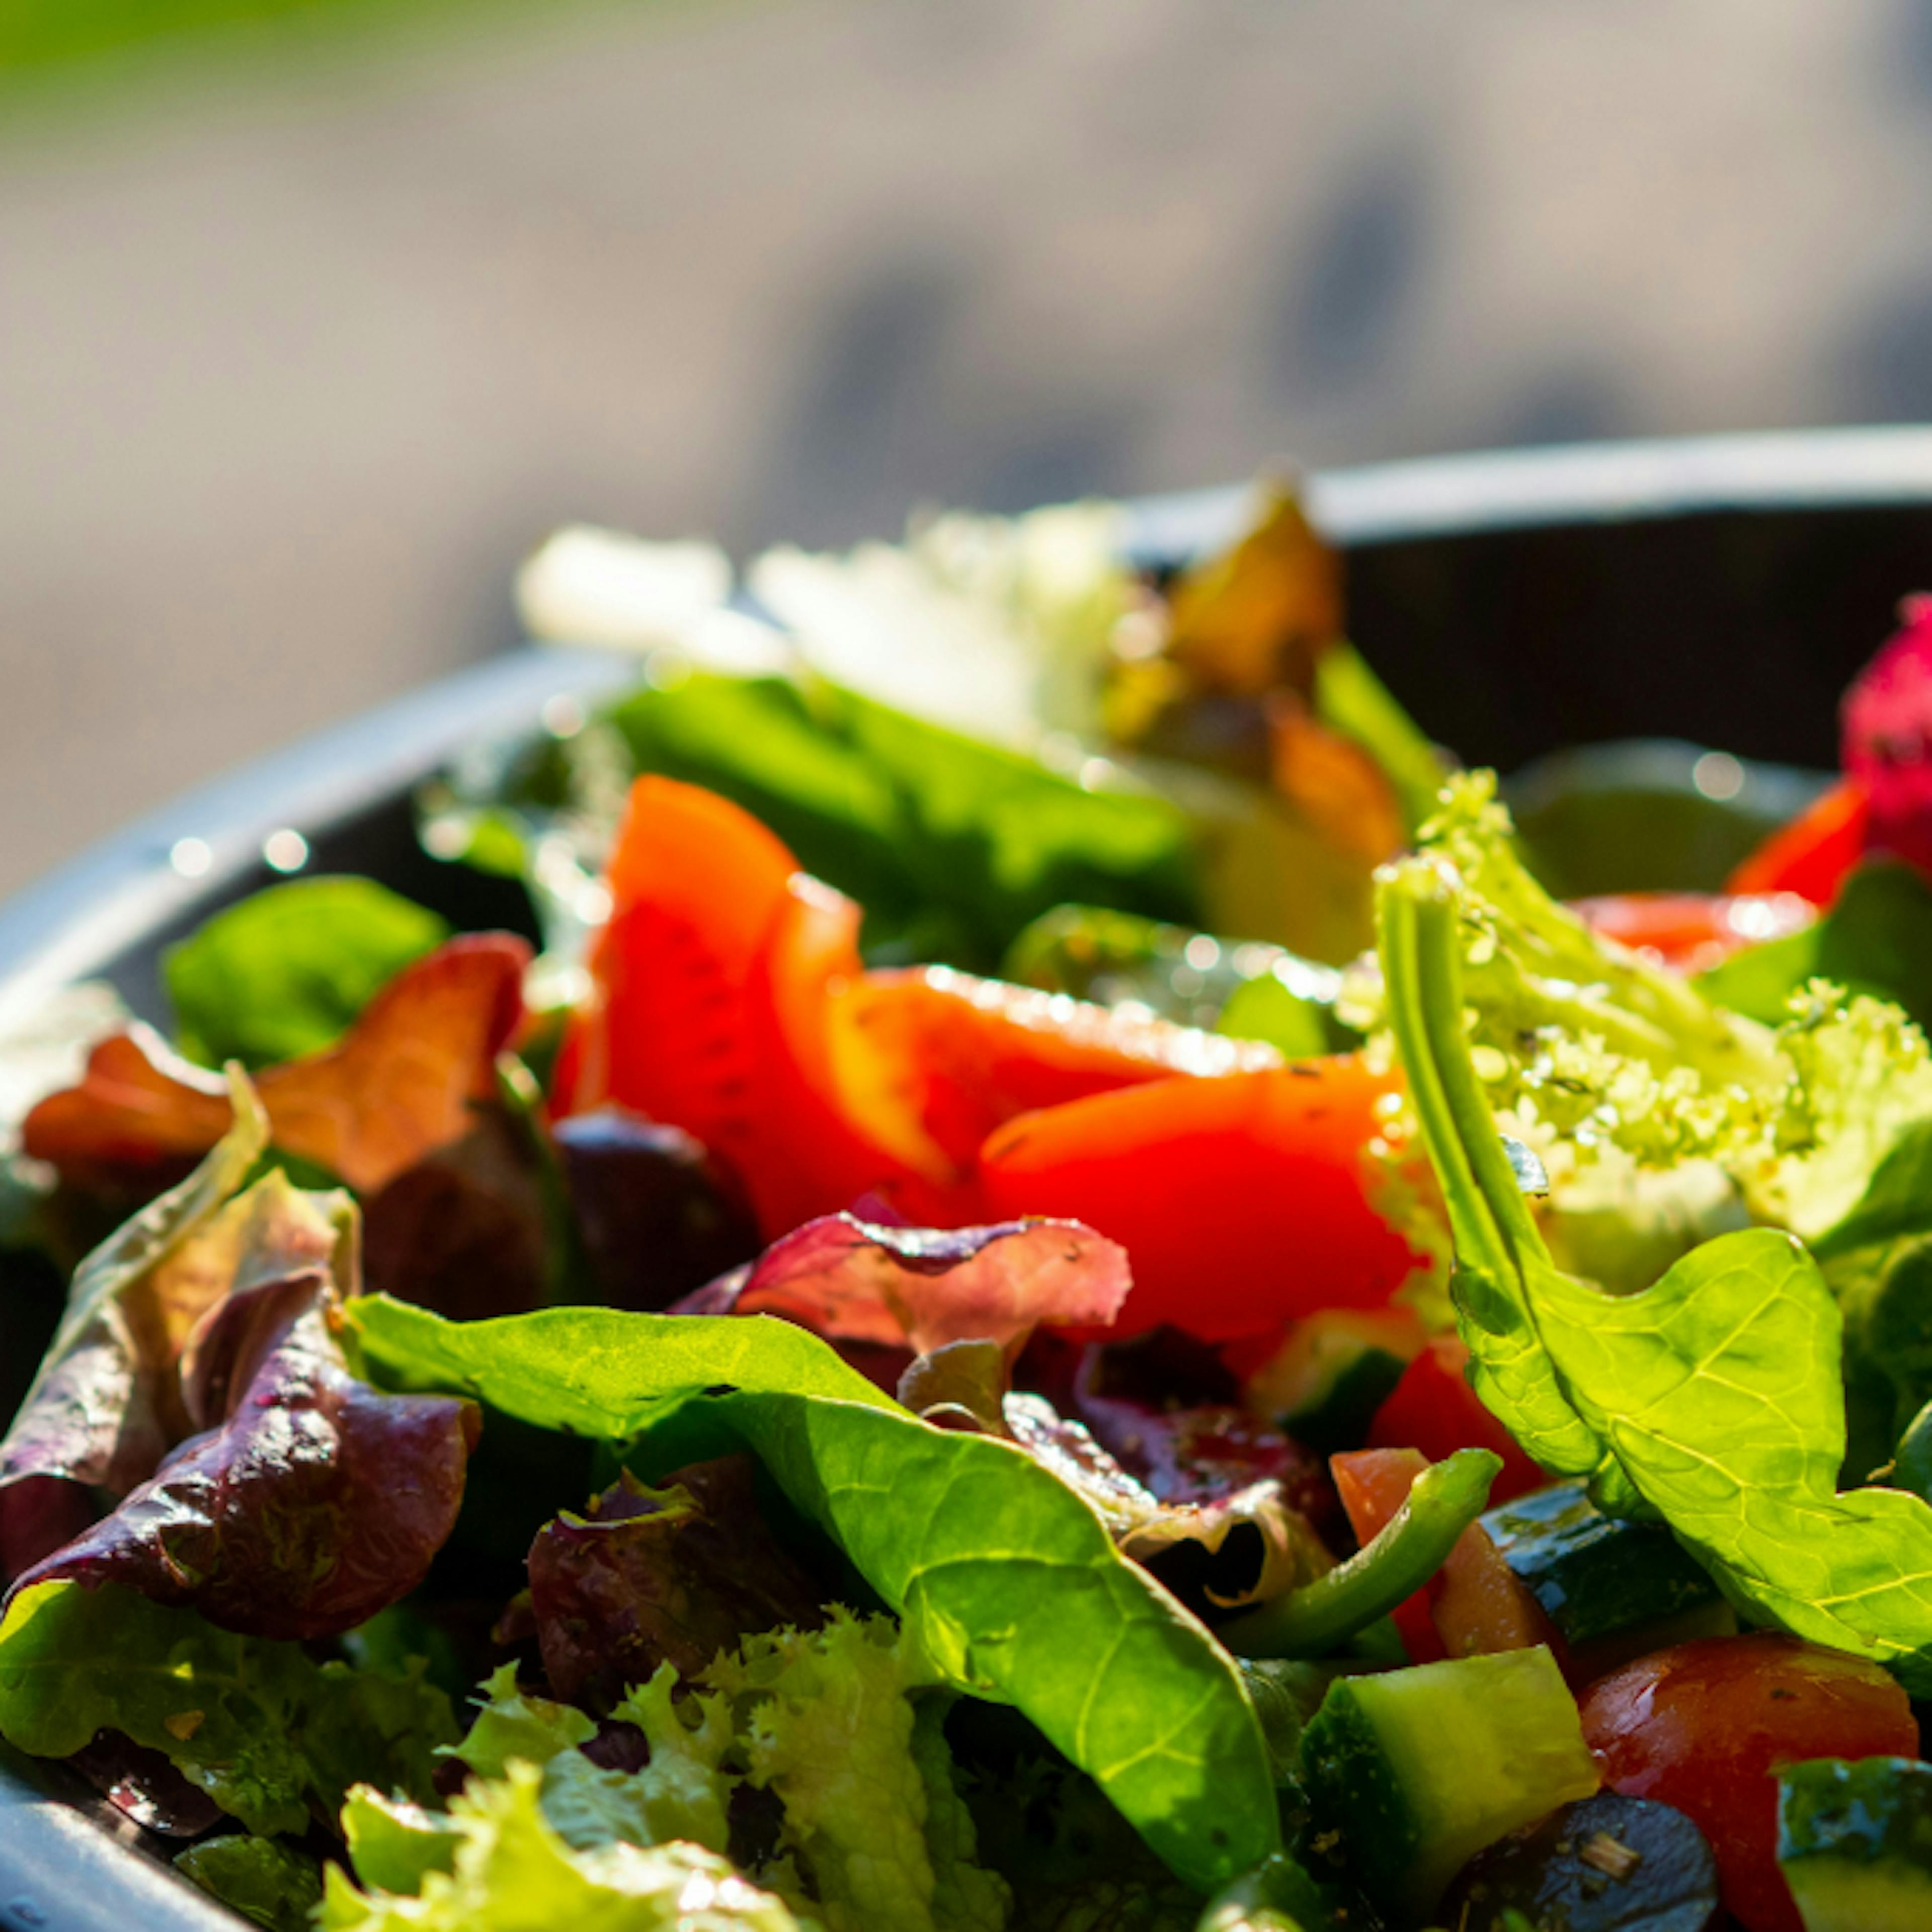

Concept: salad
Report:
left=3, top=484, right=1932, bottom=1932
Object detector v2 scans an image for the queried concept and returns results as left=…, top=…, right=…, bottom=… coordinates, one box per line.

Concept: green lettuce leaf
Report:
left=708, top=1610, right=1008, bottom=1932
left=165, top=876, right=450, bottom=1070
left=0, top=1579, right=454, bottom=1833
left=343, top=1789, right=465, bottom=1895
left=1379, top=858, right=1932, bottom=1691
left=439, top=1657, right=738, bottom=1860
left=319, top=1761, right=806, bottom=1931
left=444, top=1660, right=595, bottom=1780
left=175, top=1834, right=324, bottom=1932
left=349, top=1298, right=1280, bottom=1892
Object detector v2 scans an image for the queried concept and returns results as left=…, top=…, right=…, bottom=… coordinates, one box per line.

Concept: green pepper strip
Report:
left=1218, top=1447, right=1501, bottom=1660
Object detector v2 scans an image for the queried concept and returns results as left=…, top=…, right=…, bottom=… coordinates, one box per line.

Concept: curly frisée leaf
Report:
left=707, top=1611, right=1008, bottom=1932
left=348, top=1298, right=1280, bottom=1892
left=319, top=1761, right=806, bottom=1932
left=1378, top=859, right=1932, bottom=1692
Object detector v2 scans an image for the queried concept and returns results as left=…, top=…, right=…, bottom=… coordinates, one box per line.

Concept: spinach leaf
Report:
left=0, top=1579, right=453, bottom=1834
left=1699, top=862, right=1932, bottom=1033
left=1379, top=857, right=1932, bottom=1691
left=349, top=1300, right=893, bottom=1429
left=348, top=1298, right=1280, bottom=1892
left=608, top=674, right=1202, bottom=968
left=165, top=876, right=450, bottom=1070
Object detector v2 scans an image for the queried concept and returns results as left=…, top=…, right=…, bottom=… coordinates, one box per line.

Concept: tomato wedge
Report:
left=553, top=777, right=795, bottom=1185
left=833, top=967, right=1276, bottom=1182
left=978, top=1059, right=1420, bottom=1339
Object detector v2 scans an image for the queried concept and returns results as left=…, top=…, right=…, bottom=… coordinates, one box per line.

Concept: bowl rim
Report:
left=11, top=426, right=1932, bottom=1028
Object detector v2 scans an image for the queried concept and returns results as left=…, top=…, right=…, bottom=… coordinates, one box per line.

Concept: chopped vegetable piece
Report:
left=1299, top=1644, right=1599, bottom=1919
left=1439, top=1791, right=1722, bottom=1932
left=1778, top=1755, right=1932, bottom=1932
left=1479, top=1479, right=1729, bottom=1655
left=1728, top=777, right=1871, bottom=905
left=1220, top=1447, right=1499, bottom=1659
left=1581, top=1634, right=1919, bottom=1932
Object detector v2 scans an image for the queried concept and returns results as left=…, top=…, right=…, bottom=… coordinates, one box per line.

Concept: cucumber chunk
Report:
left=1777, top=1756, right=1932, bottom=1932
left=1299, top=1646, right=1598, bottom=1919
left=1246, top=1311, right=1413, bottom=1457
left=1480, top=1479, right=1723, bottom=1648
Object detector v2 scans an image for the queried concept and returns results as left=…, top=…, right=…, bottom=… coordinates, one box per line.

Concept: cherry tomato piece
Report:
left=1367, top=1335, right=1549, bottom=1506
left=1580, top=1633, right=1919, bottom=1932
left=979, top=1059, right=1422, bottom=1340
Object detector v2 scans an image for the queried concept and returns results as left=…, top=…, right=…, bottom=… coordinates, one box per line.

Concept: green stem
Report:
left=1220, top=1448, right=1502, bottom=1659
left=1375, top=862, right=1552, bottom=1290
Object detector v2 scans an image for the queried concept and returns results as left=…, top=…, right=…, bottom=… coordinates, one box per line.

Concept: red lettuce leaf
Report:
left=24, top=935, right=530, bottom=1196
left=8, top=1272, right=478, bottom=1640
left=0, top=1079, right=288, bottom=1579
left=677, top=1211, right=1130, bottom=1357
left=1072, top=1333, right=1340, bottom=1538
left=361, top=1103, right=552, bottom=1322
left=526, top=1457, right=826, bottom=1715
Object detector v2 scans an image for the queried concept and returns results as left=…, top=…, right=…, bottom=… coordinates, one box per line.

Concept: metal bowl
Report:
left=6, top=426, right=1932, bottom=1929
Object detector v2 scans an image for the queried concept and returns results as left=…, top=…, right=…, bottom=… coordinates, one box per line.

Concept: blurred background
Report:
left=5, top=0, right=1932, bottom=897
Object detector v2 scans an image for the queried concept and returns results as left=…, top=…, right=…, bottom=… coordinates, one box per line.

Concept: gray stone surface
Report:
left=3, top=0, right=1931, bottom=897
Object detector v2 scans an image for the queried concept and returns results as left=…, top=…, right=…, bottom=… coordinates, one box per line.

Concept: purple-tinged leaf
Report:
left=527, top=1457, right=826, bottom=1715
left=0, top=1075, right=280, bottom=1580
left=361, top=1105, right=550, bottom=1322
left=1073, top=1333, right=1341, bottom=1539
left=678, top=1212, right=1130, bottom=1357
left=8, top=1273, right=479, bottom=1640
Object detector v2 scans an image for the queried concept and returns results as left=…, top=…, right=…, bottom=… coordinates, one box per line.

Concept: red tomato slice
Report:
left=1581, top=1633, right=1918, bottom=1932
left=1726, top=776, right=1871, bottom=906
left=553, top=777, right=796, bottom=1186
left=978, top=1059, right=1420, bottom=1340
left=833, top=967, right=1276, bottom=1182
left=1332, top=1447, right=1551, bottom=1666
left=562, top=777, right=1257, bottom=1239
left=1571, top=891, right=1816, bottom=973
left=742, top=873, right=942, bottom=1234
left=1367, top=1335, right=1549, bottom=1505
